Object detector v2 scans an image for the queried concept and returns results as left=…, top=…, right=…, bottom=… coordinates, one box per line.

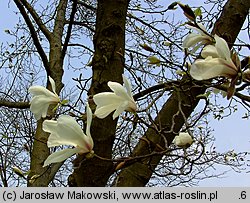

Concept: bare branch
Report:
left=67, top=43, right=94, bottom=53
left=62, top=0, right=78, bottom=58
left=77, top=0, right=96, bottom=12
left=53, top=0, right=68, bottom=37
left=65, top=21, right=95, bottom=33
left=215, top=84, right=250, bottom=103
left=133, top=81, right=180, bottom=100
left=13, top=0, right=51, bottom=75
left=0, top=100, right=29, bottom=109
left=20, top=0, right=52, bottom=40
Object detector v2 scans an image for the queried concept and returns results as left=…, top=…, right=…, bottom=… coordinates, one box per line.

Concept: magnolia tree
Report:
left=0, top=0, right=249, bottom=187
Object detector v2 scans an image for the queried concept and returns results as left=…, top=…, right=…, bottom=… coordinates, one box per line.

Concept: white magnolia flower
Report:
left=183, top=23, right=213, bottom=53
left=190, top=35, right=239, bottom=81
left=173, top=132, right=193, bottom=148
left=42, top=103, right=94, bottom=167
left=29, top=76, right=60, bottom=120
left=93, top=75, right=137, bottom=119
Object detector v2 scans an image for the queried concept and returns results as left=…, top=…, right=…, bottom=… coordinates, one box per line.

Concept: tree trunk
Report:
left=27, top=0, right=67, bottom=186
left=68, top=0, right=130, bottom=186
left=115, top=0, right=250, bottom=186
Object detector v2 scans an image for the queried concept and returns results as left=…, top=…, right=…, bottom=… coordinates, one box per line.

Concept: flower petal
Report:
left=214, top=35, right=231, bottom=61
left=173, top=136, right=180, bottom=146
left=43, top=148, right=81, bottom=167
left=95, top=103, right=120, bottom=119
left=190, top=57, right=238, bottom=80
left=44, top=115, right=86, bottom=148
left=93, top=92, right=122, bottom=106
left=183, top=23, right=212, bottom=53
left=93, top=93, right=123, bottom=118
left=201, top=45, right=219, bottom=58
left=48, top=76, right=57, bottom=94
left=30, top=95, right=59, bottom=120
left=56, top=115, right=87, bottom=147
left=127, top=99, right=137, bottom=112
left=173, top=132, right=193, bottom=147
left=29, top=86, right=60, bottom=120
left=30, top=103, right=50, bottom=120
left=108, top=81, right=131, bottom=101
left=29, top=86, right=57, bottom=98
left=112, top=101, right=129, bottom=119
left=93, top=77, right=137, bottom=119
left=86, top=103, right=92, bottom=138
left=196, top=23, right=208, bottom=34
left=183, top=33, right=205, bottom=48
left=122, top=75, right=133, bottom=98
left=78, top=136, right=94, bottom=153
left=189, top=43, right=204, bottom=55
left=43, top=120, right=61, bottom=147
left=43, top=119, right=58, bottom=136
left=30, top=96, right=52, bottom=120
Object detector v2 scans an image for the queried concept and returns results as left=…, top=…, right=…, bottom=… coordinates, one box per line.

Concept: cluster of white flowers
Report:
left=33, top=24, right=240, bottom=165
left=28, top=75, right=137, bottom=166
left=172, top=21, right=248, bottom=148
left=183, top=23, right=244, bottom=99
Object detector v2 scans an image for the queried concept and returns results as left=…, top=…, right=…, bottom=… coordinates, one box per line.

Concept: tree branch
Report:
left=77, top=0, right=96, bottom=12
left=62, top=0, right=78, bottom=58
left=133, top=81, right=180, bottom=100
left=65, top=21, right=95, bottom=33
left=27, top=0, right=68, bottom=187
left=53, top=0, right=68, bottom=38
left=69, top=0, right=130, bottom=187
left=67, top=43, right=94, bottom=53
left=115, top=0, right=250, bottom=186
left=0, top=100, right=29, bottom=109
left=215, top=84, right=250, bottom=103
left=13, top=0, right=51, bottom=75
left=20, top=0, right=52, bottom=41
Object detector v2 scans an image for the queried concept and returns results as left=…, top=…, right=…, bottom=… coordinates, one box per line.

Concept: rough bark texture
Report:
left=27, top=0, right=67, bottom=186
left=115, top=0, right=250, bottom=186
left=68, top=0, right=130, bottom=186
